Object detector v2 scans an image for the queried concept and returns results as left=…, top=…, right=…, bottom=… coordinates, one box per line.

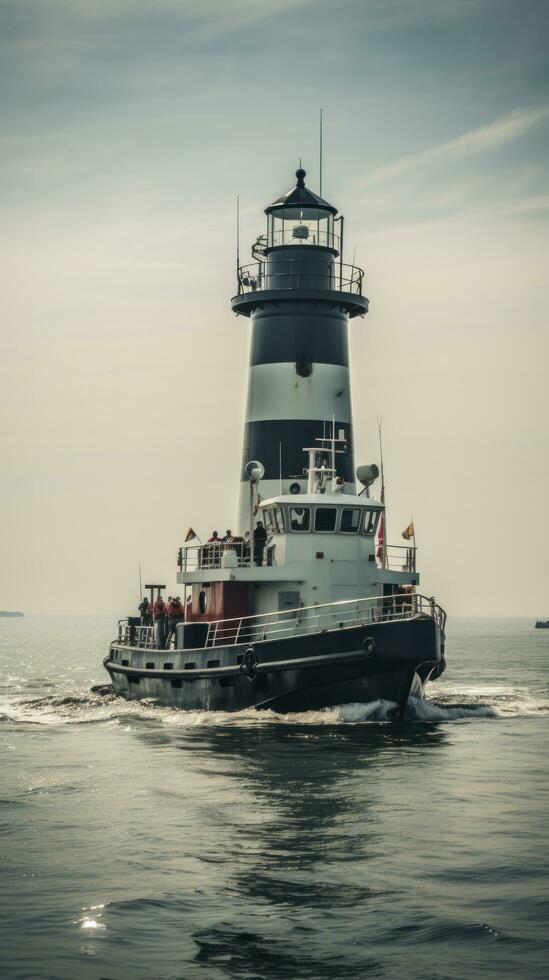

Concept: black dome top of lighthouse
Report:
left=265, top=169, right=338, bottom=216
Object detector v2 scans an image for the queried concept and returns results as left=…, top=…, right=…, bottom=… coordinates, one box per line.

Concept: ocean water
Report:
left=0, top=617, right=548, bottom=980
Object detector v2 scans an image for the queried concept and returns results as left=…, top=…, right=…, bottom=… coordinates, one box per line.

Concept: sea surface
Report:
left=0, top=616, right=548, bottom=980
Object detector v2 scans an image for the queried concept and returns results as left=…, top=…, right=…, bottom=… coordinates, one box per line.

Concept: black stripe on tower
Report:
left=250, top=309, right=349, bottom=367
left=241, top=420, right=354, bottom=483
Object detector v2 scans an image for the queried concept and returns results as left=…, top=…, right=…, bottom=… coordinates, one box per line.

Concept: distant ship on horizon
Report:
left=535, top=619, right=549, bottom=629
left=0, top=611, right=24, bottom=618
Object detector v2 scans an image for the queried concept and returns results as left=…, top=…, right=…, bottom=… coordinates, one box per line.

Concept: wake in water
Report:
left=1, top=681, right=548, bottom=727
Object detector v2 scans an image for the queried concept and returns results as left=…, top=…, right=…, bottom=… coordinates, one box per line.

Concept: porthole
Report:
left=363, top=636, right=376, bottom=655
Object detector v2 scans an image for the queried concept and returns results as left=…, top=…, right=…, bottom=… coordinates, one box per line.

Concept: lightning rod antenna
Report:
left=319, top=108, right=323, bottom=197
left=236, top=195, right=240, bottom=293
left=377, top=414, right=388, bottom=569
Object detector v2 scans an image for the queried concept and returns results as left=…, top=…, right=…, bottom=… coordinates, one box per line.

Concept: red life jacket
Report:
left=153, top=600, right=165, bottom=619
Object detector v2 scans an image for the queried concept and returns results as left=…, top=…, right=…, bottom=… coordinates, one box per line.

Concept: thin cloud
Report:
left=359, top=105, right=549, bottom=188
left=0, top=0, right=316, bottom=42
left=471, top=194, right=549, bottom=218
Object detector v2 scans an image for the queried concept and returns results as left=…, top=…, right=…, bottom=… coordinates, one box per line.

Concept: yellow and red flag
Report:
left=402, top=522, right=415, bottom=541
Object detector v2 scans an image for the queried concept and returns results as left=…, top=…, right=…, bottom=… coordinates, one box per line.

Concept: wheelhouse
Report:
left=261, top=499, right=382, bottom=536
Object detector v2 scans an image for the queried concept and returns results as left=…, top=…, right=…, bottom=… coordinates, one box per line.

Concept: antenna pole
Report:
left=236, top=195, right=240, bottom=293
left=249, top=479, right=255, bottom=567
left=319, top=108, right=323, bottom=197
left=331, top=413, right=336, bottom=487
left=138, top=561, right=142, bottom=601
left=377, top=415, right=387, bottom=569
left=339, top=214, right=344, bottom=287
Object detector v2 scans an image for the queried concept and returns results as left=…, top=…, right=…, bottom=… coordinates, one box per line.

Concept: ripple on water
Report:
left=1, top=680, right=548, bottom=731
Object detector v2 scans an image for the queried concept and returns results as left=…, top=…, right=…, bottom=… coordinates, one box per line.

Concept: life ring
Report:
left=363, top=636, right=376, bottom=655
left=240, top=647, right=259, bottom=680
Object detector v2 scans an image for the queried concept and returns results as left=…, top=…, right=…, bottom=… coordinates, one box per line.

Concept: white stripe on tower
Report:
left=245, top=363, right=352, bottom=425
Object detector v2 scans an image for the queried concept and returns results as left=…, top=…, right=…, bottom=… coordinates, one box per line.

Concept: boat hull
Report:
left=104, top=616, right=445, bottom=714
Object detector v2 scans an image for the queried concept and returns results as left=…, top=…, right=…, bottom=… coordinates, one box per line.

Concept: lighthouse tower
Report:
left=232, top=169, right=368, bottom=531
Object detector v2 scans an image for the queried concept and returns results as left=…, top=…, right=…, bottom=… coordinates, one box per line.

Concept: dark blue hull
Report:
left=104, top=616, right=445, bottom=714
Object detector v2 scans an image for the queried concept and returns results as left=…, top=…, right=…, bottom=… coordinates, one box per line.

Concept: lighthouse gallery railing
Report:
left=237, top=261, right=364, bottom=296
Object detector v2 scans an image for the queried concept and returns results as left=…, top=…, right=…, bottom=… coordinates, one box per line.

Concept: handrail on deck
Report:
left=179, top=539, right=416, bottom=574
left=113, top=593, right=446, bottom=651
left=179, top=541, right=254, bottom=571
left=203, top=593, right=445, bottom=648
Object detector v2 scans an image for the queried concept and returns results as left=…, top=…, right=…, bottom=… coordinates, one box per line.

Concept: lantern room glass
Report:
left=267, top=208, right=337, bottom=250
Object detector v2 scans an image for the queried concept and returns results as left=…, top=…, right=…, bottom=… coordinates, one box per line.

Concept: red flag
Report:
left=376, top=512, right=384, bottom=561
left=184, top=527, right=197, bottom=543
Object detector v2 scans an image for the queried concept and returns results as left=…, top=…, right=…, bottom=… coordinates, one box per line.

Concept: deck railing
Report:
left=383, top=545, right=417, bottom=573
left=203, top=593, right=445, bottom=648
left=179, top=541, right=255, bottom=571
left=179, top=541, right=415, bottom=573
left=115, top=593, right=446, bottom=651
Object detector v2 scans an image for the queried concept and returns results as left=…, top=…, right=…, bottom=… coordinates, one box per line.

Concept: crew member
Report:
left=138, top=596, right=151, bottom=626
left=254, top=521, right=267, bottom=566
left=153, top=594, right=166, bottom=649
left=166, top=596, right=184, bottom=647
left=205, top=530, right=221, bottom=568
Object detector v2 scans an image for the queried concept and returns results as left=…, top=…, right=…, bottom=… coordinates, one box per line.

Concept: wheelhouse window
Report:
left=314, top=507, right=337, bottom=532
left=289, top=506, right=311, bottom=532
left=340, top=508, right=360, bottom=533
left=363, top=510, right=380, bottom=535
left=264, top=508, right=285, bottom=533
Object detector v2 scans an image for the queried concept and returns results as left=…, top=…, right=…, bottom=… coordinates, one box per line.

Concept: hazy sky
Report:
left=1, top=0, right=547, bottom=616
